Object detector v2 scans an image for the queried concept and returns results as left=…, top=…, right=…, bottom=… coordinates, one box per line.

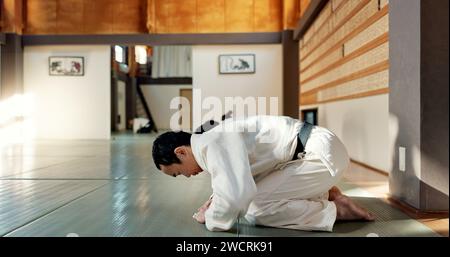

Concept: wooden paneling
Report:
left=302, top=42, right=389, bottom=92
left=154, top=0, right=198, bottom=33
left=301, top=32, right=388, bottom=84
left=331, top=0, right=345, bottom=12
left=197, top=0, right=225, bottom=33
left=298, top=0, right=389, bottom=105
left=225, top=0, right=254, bottom=32
left=1, top=0, right=24, bottom=33
left=302, top=60, right=389, bottom=96
left=154, top=0, right=171, bottom=33
left=57, top=0, right=84, bottom=34
left=146, top=0, right=156, bottom=32
left=25, top=0, right=57, bottom=34
left=317, top=70, right=388, bottom=101
left=23, top=0, right=146, bottom=34
left=12, top=0, right=297, bottom=34
left=112, top=0, right=147, bottom=33
left=283, top=0, right=300, bottom=30
left=254, top=0, right=282, bottom=32
left=302, top=0, right=375, bottom=65
left=302, top=0, right=331, bottom=44
left=300, top=0, right=367, bottom=59
left=83, top=0, right=113, bottom=33
left=299, top=0, right=311, bottom=18
left=303, top=4, right=388, bottom=71
left=149, top=0, right=284, bottom=33
left=170, top=0, right=197, bottom=33
left=299, top=90, right=316, bottom=105
left=344, top=14, right=388, bottom=55
left=301, top=47, right=342, bottom=80
left=380, top=0, right=389, bottom=9
left=317, top=88, right=389, bottom=104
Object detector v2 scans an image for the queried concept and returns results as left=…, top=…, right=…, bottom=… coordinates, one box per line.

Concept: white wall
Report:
left=23, top=45, right=111, bottom=139
left=301, top=94, right=390, bottom=172
left=192, top=45, right=282, bottom=124
left=141, top=85, right=192, bottom=130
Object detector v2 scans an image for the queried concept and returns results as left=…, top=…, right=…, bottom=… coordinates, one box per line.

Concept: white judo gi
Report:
left=190, top=115, right=349, bottom=232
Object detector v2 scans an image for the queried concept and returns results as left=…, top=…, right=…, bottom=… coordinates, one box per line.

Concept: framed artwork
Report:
left=219, top=54, right=255, bottom=74
left=49, top=56, right=84, bottom=76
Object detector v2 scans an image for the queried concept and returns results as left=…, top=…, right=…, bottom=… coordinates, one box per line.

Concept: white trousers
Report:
left=244, top=152, right=345, bottom=232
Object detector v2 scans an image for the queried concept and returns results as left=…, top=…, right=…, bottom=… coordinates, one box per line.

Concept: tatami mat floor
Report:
left=0, top=133, right=443, bottom=237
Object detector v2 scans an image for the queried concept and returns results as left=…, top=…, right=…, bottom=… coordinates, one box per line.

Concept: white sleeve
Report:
left=204, top=133, right=257, bottom=231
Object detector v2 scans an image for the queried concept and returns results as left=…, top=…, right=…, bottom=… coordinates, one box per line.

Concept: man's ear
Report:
left=174, top=146, right=186, bottom=158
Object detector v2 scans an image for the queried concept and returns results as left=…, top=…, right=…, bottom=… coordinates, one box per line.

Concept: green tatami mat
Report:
left=237, top=181, right=441, bottom=237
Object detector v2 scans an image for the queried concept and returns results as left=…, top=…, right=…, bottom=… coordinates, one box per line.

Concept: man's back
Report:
left=192, top=115, right=349, bottom=178
left=191, top=115, right=301, bottom=178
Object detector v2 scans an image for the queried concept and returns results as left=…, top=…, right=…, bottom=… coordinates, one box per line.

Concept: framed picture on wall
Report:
left=218, top=54, right=255, bottom=74
left=49, top=56, right=84, bottom=76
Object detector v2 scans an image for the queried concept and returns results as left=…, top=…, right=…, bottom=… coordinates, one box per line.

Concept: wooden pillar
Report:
left=282, top=30, right=299, bottom=118
left=0, top=33, right=23, bottom=100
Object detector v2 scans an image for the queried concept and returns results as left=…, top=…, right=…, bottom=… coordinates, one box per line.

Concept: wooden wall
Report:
left=22, top=0, right=148, bottom=34
left=1, top=0, right=24, bottom=33
left=1, top=0, right=311, bottom=34
left=299, top=0, right=311, bottom=17
left=299, top=0, right=389, bottom=105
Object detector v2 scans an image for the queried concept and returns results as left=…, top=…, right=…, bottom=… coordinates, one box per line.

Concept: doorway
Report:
left=179, top=88, right=193, bottom=131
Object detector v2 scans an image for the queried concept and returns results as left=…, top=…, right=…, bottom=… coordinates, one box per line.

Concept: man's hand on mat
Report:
left=198, top=198, right=212, bottom=212
left=193, top=211, right=206, bottom=223
left=193, top=198, right=213, bottom=224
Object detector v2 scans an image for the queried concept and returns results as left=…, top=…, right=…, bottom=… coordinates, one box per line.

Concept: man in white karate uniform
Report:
left=152, top=115, right=374, bottom=232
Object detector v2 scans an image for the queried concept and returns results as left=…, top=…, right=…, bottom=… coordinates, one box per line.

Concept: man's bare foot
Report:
left=333, top=194, right=375, bottom=221
left=328, top=186, right=342, bottom=201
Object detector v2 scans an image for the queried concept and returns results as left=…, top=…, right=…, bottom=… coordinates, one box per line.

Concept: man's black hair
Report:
left=152, top=131, right=192, bottom=170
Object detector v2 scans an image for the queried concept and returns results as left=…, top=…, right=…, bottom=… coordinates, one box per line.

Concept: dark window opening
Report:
left=301, top=108, right=318, bottom=125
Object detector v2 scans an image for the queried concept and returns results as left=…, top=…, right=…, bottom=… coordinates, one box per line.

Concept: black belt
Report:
left=292, top=122, right=314, bottom=160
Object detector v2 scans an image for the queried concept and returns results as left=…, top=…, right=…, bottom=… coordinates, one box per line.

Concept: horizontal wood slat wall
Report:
left=1, top=0, right=312, bottom=34
left=299, top=0, right=389, bottom=106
